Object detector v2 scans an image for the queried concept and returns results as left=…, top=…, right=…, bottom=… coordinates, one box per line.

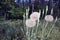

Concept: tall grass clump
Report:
left=22, top=6, right=58, bottom=40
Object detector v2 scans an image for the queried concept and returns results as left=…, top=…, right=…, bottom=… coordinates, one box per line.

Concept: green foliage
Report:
left=8, top=5, right=26, bottom=17
left=0, top=0, right=26, bottom=17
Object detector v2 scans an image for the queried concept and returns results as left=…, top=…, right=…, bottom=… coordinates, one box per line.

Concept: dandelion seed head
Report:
left=30, top=12, right=40, bottom=21
left=45, top=15, right=54, bottom=22
left=26, top=19, right=36, bottom=27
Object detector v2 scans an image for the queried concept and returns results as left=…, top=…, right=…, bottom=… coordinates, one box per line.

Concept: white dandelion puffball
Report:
left=45, top=15, right=54, bottom=22
left=26, top=19, right=36, bottom=27
left=30, top=12, right=40, bottom=21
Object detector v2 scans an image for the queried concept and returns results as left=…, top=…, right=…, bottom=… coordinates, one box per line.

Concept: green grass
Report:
left=0, top=19, right=60, bottom=40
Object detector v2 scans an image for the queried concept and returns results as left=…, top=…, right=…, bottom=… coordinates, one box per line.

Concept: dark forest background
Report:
left=0, top=0, right=60, bottom=20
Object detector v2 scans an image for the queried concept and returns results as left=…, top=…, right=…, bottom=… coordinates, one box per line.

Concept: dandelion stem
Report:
left=41, top=21, right=48, bottom=40
left=47, top=18, right=57, bottom=37
left=35, top=19, right=40, bottom=39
